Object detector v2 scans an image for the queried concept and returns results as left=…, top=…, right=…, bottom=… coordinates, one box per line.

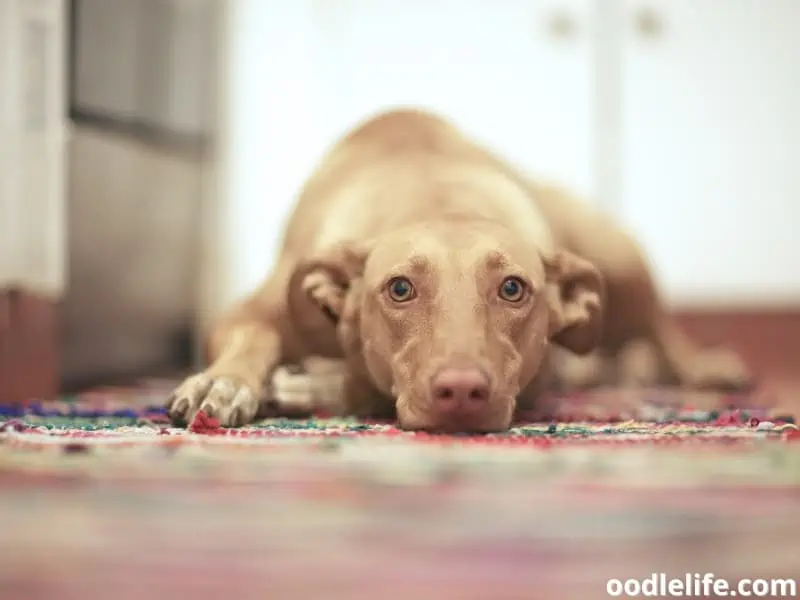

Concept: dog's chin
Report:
left=395, top=405, right=514, bottom=434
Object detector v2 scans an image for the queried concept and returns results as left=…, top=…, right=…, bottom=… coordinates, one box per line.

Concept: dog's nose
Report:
left=430, top=366, right=490, bottom=411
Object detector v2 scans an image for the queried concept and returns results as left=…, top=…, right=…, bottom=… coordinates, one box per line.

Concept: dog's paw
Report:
left=269, top=359, right=348, bottom=416
left=270, top=366, right=317, bottom=416
left=166, top=372, right=261, bottom=427
left=552, top=350, right=611, bottom=390
left=682, top=348, right=753, bottom=392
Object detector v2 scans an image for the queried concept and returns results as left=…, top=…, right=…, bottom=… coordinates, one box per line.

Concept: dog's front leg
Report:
left=167, top=318, right=282, bottom=427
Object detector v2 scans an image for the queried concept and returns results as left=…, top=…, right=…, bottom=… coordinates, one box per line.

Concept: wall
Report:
left=616, top=0, right=800, bottom=307
left=0, top=0, right=67, bottom=297
left=204, top=0, right=336, bottom=321
left=62, top=126, right=203, bottom=385
left=73, top=0, right=215, bottom=137
left=64, top=0, right=216, bottom=383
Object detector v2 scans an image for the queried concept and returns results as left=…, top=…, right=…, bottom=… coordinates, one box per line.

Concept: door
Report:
left=67, top=0, right=215, bottom=384
left=617, top=0, right=800, bottom=307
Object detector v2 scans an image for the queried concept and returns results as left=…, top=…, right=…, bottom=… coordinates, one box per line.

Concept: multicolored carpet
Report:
left=1, top=379, right=798, bottom=600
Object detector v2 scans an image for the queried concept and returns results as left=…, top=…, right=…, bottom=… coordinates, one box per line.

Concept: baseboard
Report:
left=0, top=290, right=59, bottom=402
left=674, top=309, right=800, bottom=382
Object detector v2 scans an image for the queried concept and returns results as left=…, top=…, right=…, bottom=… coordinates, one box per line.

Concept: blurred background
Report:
left=0, top=0, right=798, bottom=400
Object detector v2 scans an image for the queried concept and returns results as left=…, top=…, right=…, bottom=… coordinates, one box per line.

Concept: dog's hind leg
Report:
left=650, top=316, right=753, bottom=391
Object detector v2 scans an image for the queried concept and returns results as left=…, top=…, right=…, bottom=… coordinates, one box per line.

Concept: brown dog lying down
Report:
left=167, top=108, right=750, bottom=433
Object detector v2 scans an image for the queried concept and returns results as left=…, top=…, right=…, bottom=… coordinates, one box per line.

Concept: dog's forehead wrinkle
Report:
left=407, top=254, right=433, bottom=274
left=371, top=223, right=545, bottom=291
left=484, top=249, right=509, bottom=269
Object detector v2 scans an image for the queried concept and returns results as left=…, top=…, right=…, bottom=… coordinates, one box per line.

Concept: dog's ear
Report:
left=543, top=250, right=605, bottom=355
left=287, top=241, right=372, bottom=326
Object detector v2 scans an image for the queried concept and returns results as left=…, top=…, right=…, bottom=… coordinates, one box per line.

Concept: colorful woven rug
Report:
left=1, top=379, right=798, bottom=600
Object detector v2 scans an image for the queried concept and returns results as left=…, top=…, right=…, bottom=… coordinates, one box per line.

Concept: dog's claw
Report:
left=167, top=373, right=260, bottom=427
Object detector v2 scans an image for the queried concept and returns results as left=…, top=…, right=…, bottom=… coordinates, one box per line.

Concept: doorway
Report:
left=61, top=0, right=222, bottom=391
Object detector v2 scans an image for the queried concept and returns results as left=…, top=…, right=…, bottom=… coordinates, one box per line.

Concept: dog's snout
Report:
left=430, top=366, right=490, bottom=412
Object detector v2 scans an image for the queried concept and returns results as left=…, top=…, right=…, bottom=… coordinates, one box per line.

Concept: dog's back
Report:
left=278, top=109, right=555, bottom=261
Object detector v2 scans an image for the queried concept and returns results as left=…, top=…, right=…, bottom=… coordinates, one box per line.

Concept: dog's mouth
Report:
left=395, top=400, right=514, bottom=434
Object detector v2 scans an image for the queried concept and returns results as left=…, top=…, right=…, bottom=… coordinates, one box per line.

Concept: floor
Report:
left=2, top=376, right=798, bottom=600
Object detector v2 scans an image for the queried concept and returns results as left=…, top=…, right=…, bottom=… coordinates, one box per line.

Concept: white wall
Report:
left=618, top=0, right=800, bottom=307
left=209, top=1, right=335, bottom=313
left=0, top=0, right=67, bottom=298
left=64, top=126, right=202, bottom=383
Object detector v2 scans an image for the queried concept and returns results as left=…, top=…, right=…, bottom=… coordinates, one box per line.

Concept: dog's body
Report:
left=167, top=109, right=749, bottom=431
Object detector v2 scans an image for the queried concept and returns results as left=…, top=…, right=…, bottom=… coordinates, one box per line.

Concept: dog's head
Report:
left=289, top=220, right=604, bottom=432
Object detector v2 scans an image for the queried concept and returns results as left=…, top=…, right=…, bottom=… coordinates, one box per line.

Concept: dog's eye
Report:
left=498, top=277, right=526, bottom=303
left=387, top=277, right=416, bottom=302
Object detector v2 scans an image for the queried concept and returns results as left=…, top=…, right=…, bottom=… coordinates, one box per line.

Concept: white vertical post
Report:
left=0, top=0, right=67, bottom=298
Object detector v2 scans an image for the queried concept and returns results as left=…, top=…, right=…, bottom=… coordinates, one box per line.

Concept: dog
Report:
left=166, top=108, right=750, bottom=433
